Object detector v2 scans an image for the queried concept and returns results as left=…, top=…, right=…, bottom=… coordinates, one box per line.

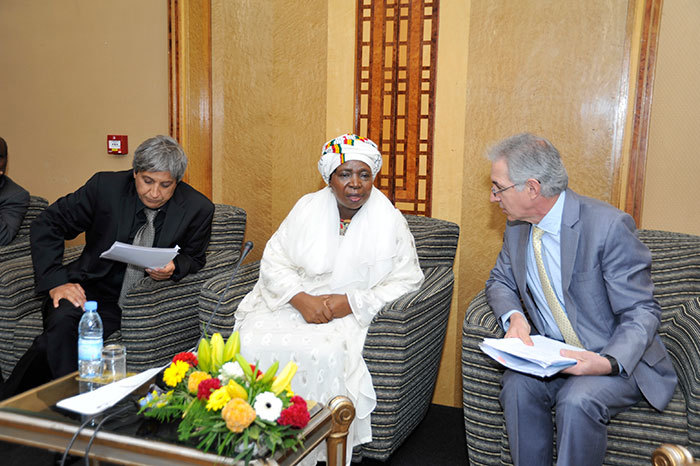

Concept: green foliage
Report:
left=137, top=333, right=307, bottom=464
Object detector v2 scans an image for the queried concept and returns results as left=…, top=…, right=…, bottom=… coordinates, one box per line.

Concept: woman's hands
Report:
left=290, top=292, right=352, bottom=324
left=323, top=294, right=352, bottom=319
left=290, top=292, right=332, bottom=323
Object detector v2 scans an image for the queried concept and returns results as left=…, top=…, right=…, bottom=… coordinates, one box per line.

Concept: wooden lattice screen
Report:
left=354, top=0, right=439, bottom=216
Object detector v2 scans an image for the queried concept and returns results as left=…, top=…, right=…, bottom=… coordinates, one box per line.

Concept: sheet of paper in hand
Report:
left=100, top=241, right=179, bottom=269
left=480, top=335, right=581, bottom=377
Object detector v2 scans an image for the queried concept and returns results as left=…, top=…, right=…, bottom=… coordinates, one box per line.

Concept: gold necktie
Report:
left=532, top=226, right=582, bottom=347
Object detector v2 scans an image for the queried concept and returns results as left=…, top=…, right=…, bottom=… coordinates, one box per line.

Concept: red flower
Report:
left=250, top=364, right=263, bottom=379
left=197, top=377, right=221, bottom=400
left=278, top=396, right=309, bottom=429
left=173, top=352, right=198, bottom=367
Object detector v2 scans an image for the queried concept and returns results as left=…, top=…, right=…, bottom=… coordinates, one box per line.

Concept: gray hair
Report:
left=487, top=133, right=568, bottom=197
left=132, top=135, right=188, bottom=182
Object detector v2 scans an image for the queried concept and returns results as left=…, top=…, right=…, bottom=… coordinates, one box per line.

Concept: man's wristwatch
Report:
left=602, top=354, right=620, bottom=376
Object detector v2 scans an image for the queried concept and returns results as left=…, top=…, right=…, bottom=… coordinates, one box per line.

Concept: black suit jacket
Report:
left=0, top=175, right=30, bottom=246
left=30, top=170, right=214, bottom=296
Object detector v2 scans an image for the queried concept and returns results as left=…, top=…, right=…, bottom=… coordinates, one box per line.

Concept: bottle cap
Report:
left=84, top=301, right=98, bottom=312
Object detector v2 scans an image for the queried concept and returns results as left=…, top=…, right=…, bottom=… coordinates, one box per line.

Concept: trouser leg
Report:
left=2, top=296, right=122, bottom=399
left=554, top=374, right=643, bottom=466
left=500, top=370, right=568, bottom=466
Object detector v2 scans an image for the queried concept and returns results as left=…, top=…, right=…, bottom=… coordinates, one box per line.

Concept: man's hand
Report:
left=560, top=349, right=613, bottom=376
left=290, top=292, right=333, bottom=324
left=146, top=260, right=175, bottom=281
left=49, top=283, right=86, bottom=309
left=504, top=312, right=533, bottom=346
left=323, top=294, right=352, bottom=319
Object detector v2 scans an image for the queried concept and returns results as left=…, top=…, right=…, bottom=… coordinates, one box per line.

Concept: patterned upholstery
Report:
left=462, top=229, right=700, bottom=465
left=198, top=214, right=460, bottom=462
left=0, top=246, right=83, bottom=378
left=0, top=195, right=47, bottom=263
left=0, top=203, right=246, bottom=378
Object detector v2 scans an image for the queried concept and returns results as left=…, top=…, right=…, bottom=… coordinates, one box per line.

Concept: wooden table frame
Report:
left=0, top=372, right=355, bottom=465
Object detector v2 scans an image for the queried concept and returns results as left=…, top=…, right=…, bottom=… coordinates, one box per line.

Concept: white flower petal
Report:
left=253, top=391, right=283, bottom=422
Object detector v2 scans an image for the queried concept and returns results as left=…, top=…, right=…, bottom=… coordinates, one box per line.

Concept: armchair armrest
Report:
left=461, top=288, right=507, bottom=465
left=120, top=248, right=239, bottom=371
left=360, top=265, right=454, bottom=458
left=197, top=261, right=260, bottom=338
left=0, top=237, right=32, bottom=264
left=0, top=245, right=83, bottom=378
left=659, top=296, right=700, bottom=455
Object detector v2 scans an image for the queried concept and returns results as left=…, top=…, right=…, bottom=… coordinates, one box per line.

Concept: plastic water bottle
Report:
left=78, top=301, right=103, bottom=379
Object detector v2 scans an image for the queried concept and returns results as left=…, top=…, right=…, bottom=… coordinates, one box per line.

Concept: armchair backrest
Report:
left=0, top=195, right=48, bottom=263
left=638, top=229, right=700, bottom=310
left=207, top=204, right=247, bottom=254
left=404, top=214, right=460, bottom=269
left=14, top=195, right=48, bottom=241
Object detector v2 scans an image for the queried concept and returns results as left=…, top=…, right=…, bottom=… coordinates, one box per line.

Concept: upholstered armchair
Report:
left=0, top=204, right=246, bottom=379
left=0, top=195, right=47, bottom=264
left=197, top=214, right=460, bottom=462
left=462, top=229, right=700, bottom=465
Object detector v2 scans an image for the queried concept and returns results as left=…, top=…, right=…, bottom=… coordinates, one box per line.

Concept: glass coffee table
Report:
left=0, top=372, right=355, bottom=465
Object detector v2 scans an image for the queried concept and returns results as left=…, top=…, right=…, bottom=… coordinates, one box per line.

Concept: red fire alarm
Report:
left=107, top=135, right=128, bottom=155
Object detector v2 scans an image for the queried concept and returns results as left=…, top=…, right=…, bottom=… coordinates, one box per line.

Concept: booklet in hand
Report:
left=100, top=241, right=179, bottom=269
left=479, top=335, right=582, bottom=377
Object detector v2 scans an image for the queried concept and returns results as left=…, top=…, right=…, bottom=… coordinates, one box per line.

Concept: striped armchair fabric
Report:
left=198, top=214, right=460, bottom=462
left=0, top=245, right=83, bottom=378
left=0, top=195, right=47, bottom=264
left=0, top=203, right=246, bottom=379
left=462, top=229, right=700, bottom=465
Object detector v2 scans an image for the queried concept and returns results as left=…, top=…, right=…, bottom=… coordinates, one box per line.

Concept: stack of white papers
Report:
left=57, top=366, right=164, bottom=416
left=479, top=335, right=581, bottom=377
left=100, top=241, right=179, bottom=269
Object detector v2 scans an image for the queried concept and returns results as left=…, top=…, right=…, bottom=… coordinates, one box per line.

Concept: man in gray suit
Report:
left=485, top=133, right=677, bottom=465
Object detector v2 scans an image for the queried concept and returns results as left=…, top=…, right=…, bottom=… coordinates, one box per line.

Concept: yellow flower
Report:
left=154, top=390, right=173, bottom=408
left=221, top=398, right=257, bottom=433
left=187, top=371, right=211, bottom=394
left=206, top=387, right=231, bottom=411
left=163, top=360, right=190, bottom=387
left=226, top=379, right=248, bottom=400
left=270, top=361, right=297, bottom=395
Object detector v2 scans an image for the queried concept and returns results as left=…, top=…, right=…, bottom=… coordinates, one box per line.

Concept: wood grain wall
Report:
left=204, top=0, right=644, bottom=406
left=642, top=0, right=700, bottom=235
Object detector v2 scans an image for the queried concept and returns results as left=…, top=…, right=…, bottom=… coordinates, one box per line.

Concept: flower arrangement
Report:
left=138, top=331, right=309, bottom=464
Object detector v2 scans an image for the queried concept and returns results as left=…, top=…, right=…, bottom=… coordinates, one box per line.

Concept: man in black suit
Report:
left=0, top=136, right=30, bottom=246
left=3, top=135, right=214, bottom=395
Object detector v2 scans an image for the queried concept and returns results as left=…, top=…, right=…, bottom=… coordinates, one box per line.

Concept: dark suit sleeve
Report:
left=170, top=197, right=214, bottom=281
left=30, top=173, right=100, bottom=293
left=0, top=178, right=30, bottom=246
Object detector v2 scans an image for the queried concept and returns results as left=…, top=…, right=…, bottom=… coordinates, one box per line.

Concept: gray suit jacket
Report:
left=486, top=189, right=677, bottom=410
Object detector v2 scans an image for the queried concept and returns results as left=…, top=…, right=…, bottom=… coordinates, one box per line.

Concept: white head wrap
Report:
left=318, top=133, right=383, bottom=184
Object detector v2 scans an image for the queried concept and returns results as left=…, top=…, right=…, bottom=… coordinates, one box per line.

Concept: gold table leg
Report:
left=326, top=396, right=355, bottom=466
left=652, top=444, right=698, bottom=466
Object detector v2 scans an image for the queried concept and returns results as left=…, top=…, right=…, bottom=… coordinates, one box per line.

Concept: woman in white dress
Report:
left=234, top=134, right=424, bottom=460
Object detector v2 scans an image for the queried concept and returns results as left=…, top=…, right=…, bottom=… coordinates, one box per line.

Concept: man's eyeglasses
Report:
left=491, top=183, right=518, bottom=196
